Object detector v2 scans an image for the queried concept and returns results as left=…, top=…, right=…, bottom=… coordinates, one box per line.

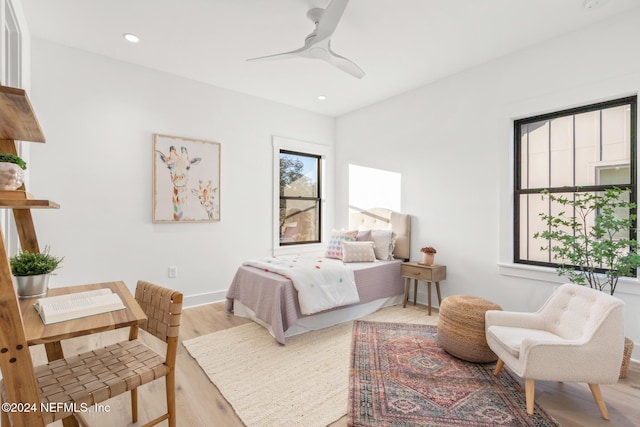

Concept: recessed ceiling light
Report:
left=317, top=95, right=327, bottom=101
left=123, top=33, right=140, bottom=43
left=583, top=0, right=609, bottom=9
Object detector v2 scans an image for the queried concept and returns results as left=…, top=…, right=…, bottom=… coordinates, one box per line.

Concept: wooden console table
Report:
left=401, top=262, right=446, bottom=315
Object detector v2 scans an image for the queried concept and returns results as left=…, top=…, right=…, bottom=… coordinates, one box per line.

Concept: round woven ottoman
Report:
left=437, top=295, right=502, bottom=363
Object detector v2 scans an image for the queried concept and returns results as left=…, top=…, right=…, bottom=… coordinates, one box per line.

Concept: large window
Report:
left=514, top=96, right=637, bottom=267
left=279, top=150, right=321, bottom=245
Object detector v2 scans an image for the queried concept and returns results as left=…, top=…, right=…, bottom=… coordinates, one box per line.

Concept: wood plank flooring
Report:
left=33, top=302, right=640, bottom=426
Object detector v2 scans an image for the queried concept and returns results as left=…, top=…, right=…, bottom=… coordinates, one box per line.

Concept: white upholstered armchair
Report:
left=485, top=283, right=625, bottom=420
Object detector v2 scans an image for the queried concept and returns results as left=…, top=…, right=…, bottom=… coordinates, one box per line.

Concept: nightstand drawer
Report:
left=401, top=264, right=433, bottom=280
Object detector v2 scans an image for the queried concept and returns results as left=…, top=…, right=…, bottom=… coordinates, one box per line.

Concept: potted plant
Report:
left=420, top=246, right=437, bottom=266
left=534, top=187, right=639, bottom=378
left=0, top=152, right=26, bottom=190
left=10, top=247, right=63, bottom=298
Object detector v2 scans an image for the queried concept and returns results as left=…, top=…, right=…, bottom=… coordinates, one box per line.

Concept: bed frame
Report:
left=225, top=208, right=411, bottom=344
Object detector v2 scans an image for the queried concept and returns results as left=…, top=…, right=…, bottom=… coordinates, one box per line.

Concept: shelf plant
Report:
left=0, top=152, right=27, bottom=170
left=0, top=152, right=27, bottom=190
left=10, top=247, right=63, bottom=276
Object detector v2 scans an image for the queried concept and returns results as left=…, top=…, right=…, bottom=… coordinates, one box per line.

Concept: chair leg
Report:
left=588, top=384, right=610, bottom=420
left=493, top=359, right=504, bottom=376
left=167, top=370, right=176, bottom=427
left=131, top=388, right=138, bottom=423
left=525, top=378, right=535, bottom=415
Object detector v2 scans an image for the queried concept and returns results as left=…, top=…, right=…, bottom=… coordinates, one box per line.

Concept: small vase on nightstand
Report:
left=421, top=253, right=435, bottom=266
left=419, top=246, right=437, bottom=266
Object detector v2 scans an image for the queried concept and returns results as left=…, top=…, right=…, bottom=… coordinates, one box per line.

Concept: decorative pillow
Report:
left=324, top=229, right=357, bottom=259
left=371, top=229, right=396, bottom=260
left=356, top=229, right=373, bottom=242
left=342, top=241, right=376, bottom=262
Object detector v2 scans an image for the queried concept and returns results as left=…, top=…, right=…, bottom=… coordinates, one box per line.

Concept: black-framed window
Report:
left=279, top=150, right=321, bottom=245
left=514, top=96, right=637, bottom=267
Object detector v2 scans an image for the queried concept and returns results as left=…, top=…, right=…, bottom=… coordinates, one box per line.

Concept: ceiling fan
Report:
left=247, top=0, right=365, bottom=79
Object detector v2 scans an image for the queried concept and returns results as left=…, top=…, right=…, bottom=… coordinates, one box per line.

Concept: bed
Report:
left=225, top=208, right=411, bottom=344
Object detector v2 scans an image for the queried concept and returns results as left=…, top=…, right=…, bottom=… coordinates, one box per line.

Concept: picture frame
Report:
left=152, top=133, right=221, bottom=223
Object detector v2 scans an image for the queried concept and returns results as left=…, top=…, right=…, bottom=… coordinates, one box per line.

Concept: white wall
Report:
left=336, top=9, right=640, bottom=360
left=28, top=39, right=335, bottom=306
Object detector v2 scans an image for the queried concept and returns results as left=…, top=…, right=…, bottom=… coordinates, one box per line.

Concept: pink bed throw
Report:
left=243, top=255, right=359, bottom=315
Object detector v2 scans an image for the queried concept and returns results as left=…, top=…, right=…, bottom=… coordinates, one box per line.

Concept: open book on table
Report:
left=34, top=288, right=126, bottom=325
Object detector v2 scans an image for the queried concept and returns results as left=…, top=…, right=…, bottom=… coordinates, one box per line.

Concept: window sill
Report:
left=498, top=262, right=640, bottom=296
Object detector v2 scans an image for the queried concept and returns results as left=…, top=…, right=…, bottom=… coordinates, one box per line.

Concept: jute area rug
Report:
left=349, top=321, right=560, bottom=427
left=182, top=304, right=437, bottom=427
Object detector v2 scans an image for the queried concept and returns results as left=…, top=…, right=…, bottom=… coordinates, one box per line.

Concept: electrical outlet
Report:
left=168, top=266, right=177, bottom=278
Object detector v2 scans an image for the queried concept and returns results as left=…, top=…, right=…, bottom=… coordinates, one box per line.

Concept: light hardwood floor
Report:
left=34, top=302, right=640, bottom=427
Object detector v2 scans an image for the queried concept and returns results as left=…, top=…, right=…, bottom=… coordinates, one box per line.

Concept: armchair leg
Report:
left=493, top=359, right=504, bottom=376
left=588, top=384, right=610, bottom=420
left=525, top=378, right=535, bottom=415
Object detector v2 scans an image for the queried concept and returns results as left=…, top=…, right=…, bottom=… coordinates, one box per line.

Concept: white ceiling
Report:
left=20, top=0, right=640, bottom=117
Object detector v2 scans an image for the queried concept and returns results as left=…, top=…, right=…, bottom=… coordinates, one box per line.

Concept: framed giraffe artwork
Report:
left=152, top=133, right=221, bottom=223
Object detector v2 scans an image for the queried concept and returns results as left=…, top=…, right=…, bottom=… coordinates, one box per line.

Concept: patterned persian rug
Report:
left=349, top=321, right=559, bottom=426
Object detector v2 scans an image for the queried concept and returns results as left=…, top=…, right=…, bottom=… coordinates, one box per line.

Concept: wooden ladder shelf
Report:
left=0, top=84, right=57, bottom=426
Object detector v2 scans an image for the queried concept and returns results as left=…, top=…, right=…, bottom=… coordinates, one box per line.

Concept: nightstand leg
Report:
left=413, top=279, right=418, bottom=305
left=435, top=282, right=442, bottom=306
left=428, top=281, right=432, bottom=315
left=403, top=277, right=411, bottom=308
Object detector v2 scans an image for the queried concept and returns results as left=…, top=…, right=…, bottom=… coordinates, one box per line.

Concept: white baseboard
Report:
left=183, top=290, right=227, bottom=308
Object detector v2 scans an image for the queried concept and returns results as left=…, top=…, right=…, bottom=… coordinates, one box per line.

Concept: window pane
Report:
left=575, top=111, right=599, bottom=186
left=280, top=152, right=318, bottom=198
left=550, top=116, right=573, bottom=187
left=526, top=120, right=549, bottom=189
left=519, top=126, right=529, bottom=190
left=524, top=194, right=549, bottom=263
left=547, top=192, right=577, bottom=265
left=602, top=105, right=630, bottom=163
left=280, top=200, right=320, bottom=244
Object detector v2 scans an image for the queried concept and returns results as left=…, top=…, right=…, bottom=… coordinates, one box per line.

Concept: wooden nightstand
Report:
left=401, top=262, right=447, bottom=315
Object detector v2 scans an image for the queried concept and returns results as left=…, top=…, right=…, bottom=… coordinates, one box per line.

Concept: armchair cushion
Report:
left=487, top=326, right=563, bottom=358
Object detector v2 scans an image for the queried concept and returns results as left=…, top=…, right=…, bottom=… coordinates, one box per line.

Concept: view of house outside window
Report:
left=514, top=96, right=637, bottom=267
left=279, top=150, right=321, bottom=245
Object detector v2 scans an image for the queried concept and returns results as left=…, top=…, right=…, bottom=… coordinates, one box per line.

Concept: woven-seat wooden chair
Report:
left=0, top=280, right=182, bottom=426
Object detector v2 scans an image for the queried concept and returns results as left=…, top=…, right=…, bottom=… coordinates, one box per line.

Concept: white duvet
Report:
left=243, top=255, right=359, bottom=315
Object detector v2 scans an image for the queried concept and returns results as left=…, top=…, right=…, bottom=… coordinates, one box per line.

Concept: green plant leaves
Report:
left=10, top=248, right=63, bottom=276
left=0, top=152, right=26, bottom=170
left=535, top=187, right=639, bottom=295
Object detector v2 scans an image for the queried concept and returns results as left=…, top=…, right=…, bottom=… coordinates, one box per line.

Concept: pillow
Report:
left=324, top=229, right=357, bottom=259
left=371, top=229, right=396, bottom=260
left=356, top=229, right=373, bottom=242
left=342, top=241, right=376, bottom=262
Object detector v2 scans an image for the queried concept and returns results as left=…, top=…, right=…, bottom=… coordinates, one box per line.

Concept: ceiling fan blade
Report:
left=327, top=47, right=365, bottom=79
left=314, top=0, right=349, bottom=44
left=247, top=46, right=308, bottom=62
